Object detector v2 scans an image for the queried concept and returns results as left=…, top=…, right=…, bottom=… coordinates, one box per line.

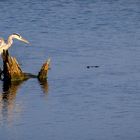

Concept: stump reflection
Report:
left=38, top=79, right=49, bottom=94
left=0, top=79, right=49, bottom=125
left=0, top=80, right=25, bottom=124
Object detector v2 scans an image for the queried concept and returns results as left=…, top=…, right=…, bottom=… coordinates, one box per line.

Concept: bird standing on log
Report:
left=0, top=33, right=29, bottom=54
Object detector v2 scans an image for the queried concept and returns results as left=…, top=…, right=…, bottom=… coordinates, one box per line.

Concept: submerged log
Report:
left=1, top=50, right=50, bottom=82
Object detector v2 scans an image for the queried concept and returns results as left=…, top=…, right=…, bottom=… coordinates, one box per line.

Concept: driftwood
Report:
left=1, top=50, right=50, bottom=82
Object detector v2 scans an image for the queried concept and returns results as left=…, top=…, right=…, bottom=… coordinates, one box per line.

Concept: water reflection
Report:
left=0, top=80, right=25, bottom=125
left=0, top=79, right=49, bottom=125
left=2, top=80, right=25, bottom=100
left=38, top=79, right=49, bottom=94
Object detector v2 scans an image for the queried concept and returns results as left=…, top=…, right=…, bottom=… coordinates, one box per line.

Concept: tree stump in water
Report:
left=38, top=58, right=51, bottom=81
left=1, top=50, right=50, bottom=82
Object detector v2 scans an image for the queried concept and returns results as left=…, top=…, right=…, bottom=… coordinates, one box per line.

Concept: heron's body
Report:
left=0, top=33, right=29, bottom=54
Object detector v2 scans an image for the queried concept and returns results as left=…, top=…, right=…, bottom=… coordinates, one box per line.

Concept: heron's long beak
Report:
left=20, top=37, right=30, bottom=44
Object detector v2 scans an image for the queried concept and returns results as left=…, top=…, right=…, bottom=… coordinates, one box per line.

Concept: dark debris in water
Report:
left=86, top=65, right=100, bottom=69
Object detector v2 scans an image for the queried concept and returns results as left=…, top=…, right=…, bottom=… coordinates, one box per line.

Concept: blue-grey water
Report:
left=0, top=0, right=140, bottom=140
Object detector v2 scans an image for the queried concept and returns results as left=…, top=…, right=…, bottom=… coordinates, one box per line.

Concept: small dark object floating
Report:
left=86, top=65, right=99, bottom=69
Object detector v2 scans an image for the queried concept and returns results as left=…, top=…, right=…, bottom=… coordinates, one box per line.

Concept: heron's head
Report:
left=12, top=33, right=29, bottom=44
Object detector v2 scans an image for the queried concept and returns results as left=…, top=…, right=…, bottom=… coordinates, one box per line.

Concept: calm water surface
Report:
left=0, top=0, right=140, bottom=140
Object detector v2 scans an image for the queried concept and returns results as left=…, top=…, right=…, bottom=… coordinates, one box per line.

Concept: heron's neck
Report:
left=7, top=35, right=14, bottom=48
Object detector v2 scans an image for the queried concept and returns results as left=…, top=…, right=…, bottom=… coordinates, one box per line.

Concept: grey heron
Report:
left=0, top=33, right=29, bottom=54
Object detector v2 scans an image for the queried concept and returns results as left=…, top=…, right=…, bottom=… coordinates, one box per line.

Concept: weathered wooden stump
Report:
left=1, top=50, right=50, bottom=82
left=38, top=58, right=51, bottom=81
left=2, top=50, right=27, bottom=81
